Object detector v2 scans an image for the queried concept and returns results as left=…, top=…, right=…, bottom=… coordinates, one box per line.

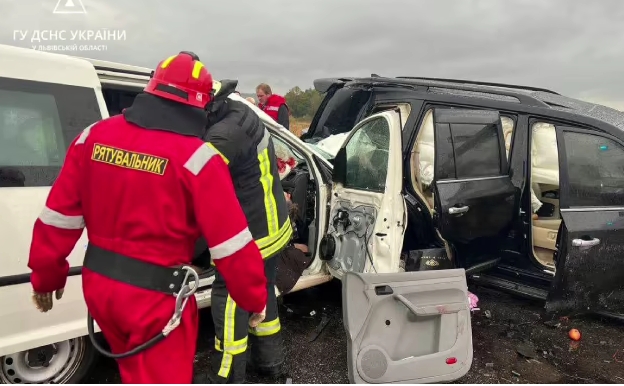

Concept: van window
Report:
left=102, top=87, right=141, bottom=116
left=0, top=77, right=101, bottom=187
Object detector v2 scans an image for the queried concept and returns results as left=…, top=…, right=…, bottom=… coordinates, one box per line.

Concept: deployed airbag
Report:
left=531, top=122, right=559, bottom=186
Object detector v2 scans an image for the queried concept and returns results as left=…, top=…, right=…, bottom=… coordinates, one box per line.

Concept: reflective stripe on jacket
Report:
left=204, top=99, right=292, bottom=259
left=28, top=113, right=267, bottom=313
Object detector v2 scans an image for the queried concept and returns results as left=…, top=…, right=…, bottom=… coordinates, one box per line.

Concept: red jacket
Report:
left=259, top=94, right=288, bottom=122
left=28, top=115, right=267, bottom=313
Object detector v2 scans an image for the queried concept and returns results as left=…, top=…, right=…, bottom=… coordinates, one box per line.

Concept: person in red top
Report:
left=256, top=83, right=290, bottom=129
left=27, top=51, right=268, bottom=384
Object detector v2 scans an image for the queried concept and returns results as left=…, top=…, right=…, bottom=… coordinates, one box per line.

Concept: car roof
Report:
left=80, top=57, right=152, bottom=77
left=0, top=43, right=101, bottom=88
left=79, top=57, right=152, bottom=89
left=317, top=76, right=624, bottom=133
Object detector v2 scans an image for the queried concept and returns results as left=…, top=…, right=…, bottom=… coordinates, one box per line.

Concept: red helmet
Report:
left=144, top=51, right=214, bottom=109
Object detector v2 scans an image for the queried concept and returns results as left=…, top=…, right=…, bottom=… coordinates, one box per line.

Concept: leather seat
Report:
left=532, top=219, right=560, bottom=250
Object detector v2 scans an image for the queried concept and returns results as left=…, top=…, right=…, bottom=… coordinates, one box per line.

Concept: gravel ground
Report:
left=84, top=280, right=624, bottom=384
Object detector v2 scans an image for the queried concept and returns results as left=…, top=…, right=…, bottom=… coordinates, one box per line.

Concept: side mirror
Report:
left=332, top=147, right=347, bottom=185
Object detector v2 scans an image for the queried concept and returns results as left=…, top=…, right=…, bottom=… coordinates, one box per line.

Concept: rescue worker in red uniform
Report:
left=256, top=83, right=290, bottom=130
left=27, top=51, right=268, bottom=384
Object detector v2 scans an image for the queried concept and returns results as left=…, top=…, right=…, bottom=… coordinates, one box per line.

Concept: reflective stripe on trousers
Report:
left=215, top=295, right=246, bottom=379
left=249, top=317, right=281, bottom=337
left=211, top=255, right=282, bottom=382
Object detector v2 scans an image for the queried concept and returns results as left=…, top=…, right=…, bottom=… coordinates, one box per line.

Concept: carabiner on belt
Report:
left=87, top=265, right=200, bottom=359
left=163, top=266, right=200, bottom=335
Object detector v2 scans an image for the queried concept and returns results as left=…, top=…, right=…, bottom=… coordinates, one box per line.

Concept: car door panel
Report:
left=545, top=126, right=624, bottom=315
left=435, top=176, right=517, bottom=243
left=322, top=110, right=405, bottom=278
left=343, top=269, right=473, bottom=384
left=431, top=107, right=518, bottom=268
left=546, top=209, right=624, bottom=315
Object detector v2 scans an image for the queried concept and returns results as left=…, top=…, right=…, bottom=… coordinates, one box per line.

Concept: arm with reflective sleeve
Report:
left=185, top=143, right=267, bottom=313
left=28, top=126, right=91, bottom=293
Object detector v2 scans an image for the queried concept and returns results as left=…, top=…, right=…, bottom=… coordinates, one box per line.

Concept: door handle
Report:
left=394, top=294, right=465, bottom=316
left=572, top=238, right=600, bottom=247
left=448, top=205, right=469, bottom=215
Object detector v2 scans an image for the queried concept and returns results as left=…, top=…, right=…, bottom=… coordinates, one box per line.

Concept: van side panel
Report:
left=0, top=44, right=107, bottom=355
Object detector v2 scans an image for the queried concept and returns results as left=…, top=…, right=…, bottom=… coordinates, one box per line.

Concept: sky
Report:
left=1, top=0, right=624, bottom=110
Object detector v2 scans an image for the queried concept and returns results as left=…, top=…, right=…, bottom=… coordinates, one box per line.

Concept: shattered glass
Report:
left=344, top=117, right=390, bottom=192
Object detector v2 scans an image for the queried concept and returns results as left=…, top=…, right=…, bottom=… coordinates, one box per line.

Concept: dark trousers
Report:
left=210, top=253, right=284, bottom=383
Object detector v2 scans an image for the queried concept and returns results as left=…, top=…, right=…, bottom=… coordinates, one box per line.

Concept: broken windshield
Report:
left=304, top=87, right=372, bottom=141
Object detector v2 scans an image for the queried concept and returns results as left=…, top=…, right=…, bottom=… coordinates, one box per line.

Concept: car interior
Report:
left=405, top=109, right=465, bottom=267
left=529, top=122, right=560, bottom=271
left=271, top=137, right=318, bottom=252
left=406, top=109, right=560, bottom=272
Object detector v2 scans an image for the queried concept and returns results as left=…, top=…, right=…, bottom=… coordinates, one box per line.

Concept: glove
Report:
left=249, top=306, right=267, bottom=328
left=32, top=289, right=64, bottom=313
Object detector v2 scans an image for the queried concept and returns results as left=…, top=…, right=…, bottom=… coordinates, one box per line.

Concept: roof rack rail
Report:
left=93, top=65, right=151, bottom=78
left=371, top=77, right=550, bottom=108
left=396, top=76, right=560, bottom=95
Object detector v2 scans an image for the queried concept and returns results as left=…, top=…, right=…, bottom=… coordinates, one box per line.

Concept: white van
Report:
left=0, top=45, right=473, bottom=384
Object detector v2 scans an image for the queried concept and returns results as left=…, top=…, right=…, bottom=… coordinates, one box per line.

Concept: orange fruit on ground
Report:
left=569, top=328, right=581, bottom=341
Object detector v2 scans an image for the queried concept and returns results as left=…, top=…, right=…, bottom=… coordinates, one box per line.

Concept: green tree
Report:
left=284, top=86, right=324, bottom=119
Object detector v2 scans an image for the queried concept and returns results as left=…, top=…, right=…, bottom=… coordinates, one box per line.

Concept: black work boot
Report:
left=193, top=365, right=223, bottom=384
left=247, top=336, right=286, bottom=378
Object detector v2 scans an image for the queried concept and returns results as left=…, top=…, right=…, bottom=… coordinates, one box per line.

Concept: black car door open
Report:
left=431, top=108, right=518, bottom=271
left=546, top=126, right=624, bottom=317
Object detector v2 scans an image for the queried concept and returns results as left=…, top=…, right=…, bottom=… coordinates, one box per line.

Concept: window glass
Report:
left=0, top=77, right=101, bottom=187
left=344, top=117, right=390, bottom=192
left=563, top=131, right=624, bottom=207
left=306, top=88, right=371, bottom=140
left=102, top=88, right=141, bottom=116
left=452, top=122, right=502, bottom=178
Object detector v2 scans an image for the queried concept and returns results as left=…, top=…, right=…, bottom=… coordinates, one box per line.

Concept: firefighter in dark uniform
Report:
left=27, top=52, right=268, bottom=384
left=199, top=79, right=292, bottom=383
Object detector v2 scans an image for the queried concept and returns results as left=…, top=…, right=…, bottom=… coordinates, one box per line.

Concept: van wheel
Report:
left=0, top=337, right=96, bottom=384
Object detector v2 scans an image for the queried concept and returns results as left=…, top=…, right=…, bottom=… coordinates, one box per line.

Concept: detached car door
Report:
left=321, top=110, right=406, bottom=277
left=431, top=108, right=518, bottom=269
left=546, top=127, right=624, bottom=316
left=343, top=269, right=473, bottom=383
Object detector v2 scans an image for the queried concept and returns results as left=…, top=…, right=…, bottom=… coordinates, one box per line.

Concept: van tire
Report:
left=0, top=336, right=97, bottom=384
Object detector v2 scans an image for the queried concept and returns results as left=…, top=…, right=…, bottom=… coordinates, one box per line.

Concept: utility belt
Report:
left=83, top=243, right=199, bottom=359
left=83, top=243, right=196, bottom=294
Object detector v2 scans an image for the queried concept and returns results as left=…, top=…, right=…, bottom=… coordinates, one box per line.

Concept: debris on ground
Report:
left=85, top=284, right=624, bottom=384
left=569, top=328, right=581, bottom=341
left=516, top=341, right=537, bottom=358
left=468, top=291, right=479, bottom=311
left=543, top=320, right=561, bottom=328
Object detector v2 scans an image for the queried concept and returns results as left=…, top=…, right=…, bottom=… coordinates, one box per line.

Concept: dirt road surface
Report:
left=84, top=281, right=624, bottom=384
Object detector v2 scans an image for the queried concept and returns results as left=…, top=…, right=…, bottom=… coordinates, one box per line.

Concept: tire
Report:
left=0, top=336, right=96, bottom=384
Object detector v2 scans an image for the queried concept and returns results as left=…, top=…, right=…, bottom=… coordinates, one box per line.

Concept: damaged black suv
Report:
left=301, top=76, right=624, bottom=320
